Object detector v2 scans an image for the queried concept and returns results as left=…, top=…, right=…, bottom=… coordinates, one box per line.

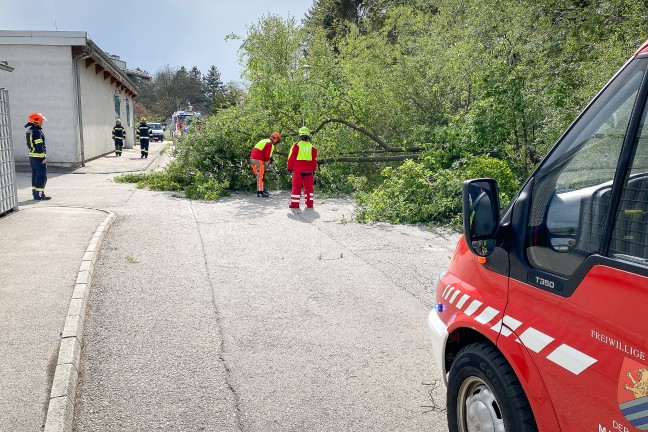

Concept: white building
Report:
left=0, top=30, right=138, bottom=168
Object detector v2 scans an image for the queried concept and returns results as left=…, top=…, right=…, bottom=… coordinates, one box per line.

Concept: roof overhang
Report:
left=73, top=39, right=138, bottom=97
left=0, top=30, right=87, bottom=46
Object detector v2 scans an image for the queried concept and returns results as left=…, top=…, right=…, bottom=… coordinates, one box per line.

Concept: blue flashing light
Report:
left=433, top=303, right=446, bottom=312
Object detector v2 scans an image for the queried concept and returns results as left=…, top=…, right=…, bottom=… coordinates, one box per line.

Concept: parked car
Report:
left=147, top=122, right=164, bottom=142
left=429, top=38, right=648, bottom=432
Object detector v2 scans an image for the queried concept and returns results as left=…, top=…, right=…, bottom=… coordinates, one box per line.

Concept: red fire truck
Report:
left=429, top=40, right=648, bottom=431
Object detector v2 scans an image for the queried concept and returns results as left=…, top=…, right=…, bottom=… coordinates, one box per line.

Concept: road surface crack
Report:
left=190, top=203, right=245, bottom=432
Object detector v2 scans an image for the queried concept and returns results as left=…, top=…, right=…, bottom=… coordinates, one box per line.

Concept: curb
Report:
left=43, top=211, right=115, bottom=432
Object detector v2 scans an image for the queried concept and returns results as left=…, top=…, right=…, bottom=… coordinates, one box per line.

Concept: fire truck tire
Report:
left=447, top=342, right=538, bottom=432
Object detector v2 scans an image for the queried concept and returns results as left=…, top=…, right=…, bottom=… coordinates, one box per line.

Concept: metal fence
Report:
left=0, top=88, right=18, bottom=215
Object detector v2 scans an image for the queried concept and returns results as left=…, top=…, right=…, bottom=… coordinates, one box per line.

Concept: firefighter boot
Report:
left=34, top=191, right=51, bottom=201
left=261, top=190, right=270, bottom=198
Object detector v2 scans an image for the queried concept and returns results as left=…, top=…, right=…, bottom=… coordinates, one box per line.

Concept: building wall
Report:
left=117, top=94, right=135, bottom=149
left=77, top=60, right=135, bottom=157
left=0, top=45, right=79, bottom=165
left=0, top=43, right=137, bottom=166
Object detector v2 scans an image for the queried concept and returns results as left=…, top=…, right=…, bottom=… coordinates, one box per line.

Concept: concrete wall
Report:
left=0, top=45, right=78, bottom=165
left=117, top=95, right=135, bottom=149
left=0, top=43, right=136, bottom=166
left=77, top=60, right=135, bottom=156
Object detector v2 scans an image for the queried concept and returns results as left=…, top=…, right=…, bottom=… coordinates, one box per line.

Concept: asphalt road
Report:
left=73, top=164, right=460, bottom=430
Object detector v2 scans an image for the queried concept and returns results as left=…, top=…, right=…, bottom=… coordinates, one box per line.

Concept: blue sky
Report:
left=0, top=0, right=313, bottom=83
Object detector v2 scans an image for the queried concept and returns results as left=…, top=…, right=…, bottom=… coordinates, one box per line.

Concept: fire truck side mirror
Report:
left=462, top=178, right=500, bottom=257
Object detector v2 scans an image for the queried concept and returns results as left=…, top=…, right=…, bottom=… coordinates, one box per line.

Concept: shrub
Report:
left=113, top=162, right=231, bottom=200
left=355, top=156, right=517, bottom=226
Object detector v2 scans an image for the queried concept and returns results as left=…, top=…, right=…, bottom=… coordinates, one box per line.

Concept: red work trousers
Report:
left=290, top=172, right=314, bottom=208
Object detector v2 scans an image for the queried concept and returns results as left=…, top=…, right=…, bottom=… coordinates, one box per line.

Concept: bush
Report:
left=355, top=156, right=517, bottom=226
left=113, top=161, right=231, bottom=200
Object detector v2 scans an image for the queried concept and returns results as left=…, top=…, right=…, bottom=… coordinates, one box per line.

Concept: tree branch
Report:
left=313, top=118, right=391, bottom=150
left=338, top=147, right=424, bottom=155
left=318, top=154, right=420, bottom=164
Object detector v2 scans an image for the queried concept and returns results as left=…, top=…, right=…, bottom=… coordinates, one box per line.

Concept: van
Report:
left=147, top=122, right=164, bottom=142
left=428, top=40, right=648, bottom=431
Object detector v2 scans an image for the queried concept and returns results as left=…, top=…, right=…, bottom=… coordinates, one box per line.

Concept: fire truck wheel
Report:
left=447, top=342, right=538, bottom=432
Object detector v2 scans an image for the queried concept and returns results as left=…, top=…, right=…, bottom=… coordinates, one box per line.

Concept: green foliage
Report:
left=315, top=163, right=373, bottom=196
left=134, top=64, right=231, bottom=122
left=113, top=160, right=231, bottom=200
left=132, top=2, right=648, bottom=220
left=355, top=160, right=441, bottom=224
left=355, top=156, right=517, bottom=226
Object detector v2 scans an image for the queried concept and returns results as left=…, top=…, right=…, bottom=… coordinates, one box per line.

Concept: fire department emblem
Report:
left=618, top=357, right=648, bottom=430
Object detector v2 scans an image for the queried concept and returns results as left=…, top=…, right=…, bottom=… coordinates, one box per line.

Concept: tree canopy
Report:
left=126, top=0, right=648, bottom=226
left=133, top=63, right=234, bottom=122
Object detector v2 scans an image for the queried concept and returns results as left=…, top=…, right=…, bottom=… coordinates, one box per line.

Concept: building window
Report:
left=114, top=94, right=121, bottom=119
left=126, top=100, right=131, bottom=126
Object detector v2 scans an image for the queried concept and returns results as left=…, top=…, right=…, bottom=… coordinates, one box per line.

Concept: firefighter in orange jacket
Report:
left=25, top=112, right=51, bottom=200
left=287, top=127, right=318, bottom=209
left=250, top=131, right=281, bottom=197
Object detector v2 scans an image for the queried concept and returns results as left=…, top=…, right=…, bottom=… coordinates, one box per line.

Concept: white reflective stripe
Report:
left=464, top=300, right=482, bottom=316
left=503, top=315, right=523, bottom=330
left=546, top=344, right=597, bottom=375
left=499, top=315, right=523, bottom=336
left=291, top=194, right=301, bottom=198
left=449, top=290, right=461, bottom=303
left=443, top=286, right=455, bottom=300
left=475, top=306, right=499, bottom=325
left=518, top=327, right=554, bottom=353
left=491, top=319, right=504, bottom=333
left=456, top=294, right=470, bottom=308
left=441, top=291, right=599, bottom=375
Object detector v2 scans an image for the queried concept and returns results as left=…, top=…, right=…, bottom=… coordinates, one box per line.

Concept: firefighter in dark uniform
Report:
left=112, top=119, right=126, bottom=156
left=136, top=117, right=152, bottom=158
left=25, top=112, right=51, bottom=200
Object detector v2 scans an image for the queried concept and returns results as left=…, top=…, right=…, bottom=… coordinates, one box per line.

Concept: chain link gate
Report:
left=0, top=88, right=18, bottom=215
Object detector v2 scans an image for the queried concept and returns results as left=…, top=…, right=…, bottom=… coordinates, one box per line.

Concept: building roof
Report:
left=107, top=54, right=151, bottom=81
left=0, top=30, right=138, bottom=96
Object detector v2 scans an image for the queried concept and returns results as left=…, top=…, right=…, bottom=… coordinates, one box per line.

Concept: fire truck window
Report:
left=526, top=60, right=647, bottom=276
left=609, top=106, right=648, bottom=264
